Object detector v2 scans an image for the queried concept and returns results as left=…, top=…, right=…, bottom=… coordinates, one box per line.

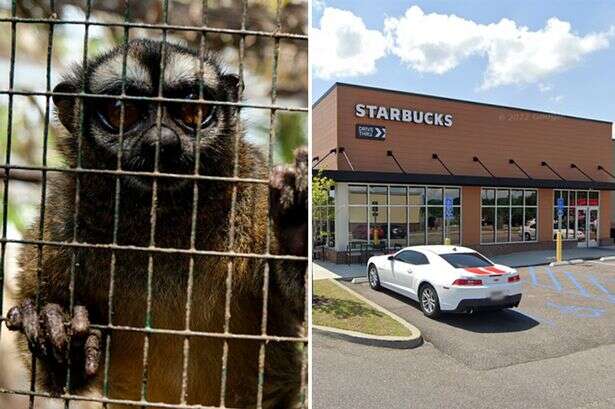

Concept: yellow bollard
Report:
left=444, top=237, right=451, bottom=245
left=556, top=231, right=562, bottom=262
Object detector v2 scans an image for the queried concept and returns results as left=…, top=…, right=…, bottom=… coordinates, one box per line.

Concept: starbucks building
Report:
left=312, top=83, right=615, bottom=262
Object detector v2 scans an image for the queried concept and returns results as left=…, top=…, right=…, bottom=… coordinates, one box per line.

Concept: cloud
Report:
left=550, top=95, right=564, bottom=103
left=311, top=8, right=388, bottom=79
left=538, top=83, right=552, bottom=93
left=384, top=6, right=613, bottom=89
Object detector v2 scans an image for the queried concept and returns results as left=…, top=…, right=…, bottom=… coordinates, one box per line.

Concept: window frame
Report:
left=552, top=189, right=600, bottom=242
left=480, top=187, right=538, bottom=245
left=347, top=183, right=462, bottom=248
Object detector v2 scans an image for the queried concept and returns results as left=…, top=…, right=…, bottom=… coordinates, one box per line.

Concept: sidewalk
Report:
left=312, top=246, right=615, bottom=279
left=312, top=261, right=366, bottom=280
left=490, top=246, right=615, bottom=267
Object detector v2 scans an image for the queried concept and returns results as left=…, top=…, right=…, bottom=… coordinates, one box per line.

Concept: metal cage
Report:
left=0, top=0, right=309, bottom=408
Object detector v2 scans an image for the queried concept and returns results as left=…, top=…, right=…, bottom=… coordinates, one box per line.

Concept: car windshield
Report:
left=440, top=252, right=493, bottom=268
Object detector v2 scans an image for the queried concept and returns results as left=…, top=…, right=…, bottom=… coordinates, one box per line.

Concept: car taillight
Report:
left=452, top=278, right=483, bottom=286
left=508, top=275, right=520, bottom=283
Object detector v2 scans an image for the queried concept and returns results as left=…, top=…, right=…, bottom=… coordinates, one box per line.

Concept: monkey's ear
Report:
left=222, top=74, right=243, bottom=102
left=52, top=81, right=77, bottom=132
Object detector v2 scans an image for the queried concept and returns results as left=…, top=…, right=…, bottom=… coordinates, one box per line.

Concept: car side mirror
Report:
left=388, top=255, right=395, bottom=261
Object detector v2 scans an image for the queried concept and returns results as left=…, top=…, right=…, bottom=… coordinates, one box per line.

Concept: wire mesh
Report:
left=0, top=0, right=309, bottom=408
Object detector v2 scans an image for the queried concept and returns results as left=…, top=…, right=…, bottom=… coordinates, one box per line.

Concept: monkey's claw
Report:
left=5, top=299, right=101, bottom=378
left=269, top=147, right=308, bottom=256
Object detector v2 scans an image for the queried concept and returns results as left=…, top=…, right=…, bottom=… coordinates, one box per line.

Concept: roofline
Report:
left=312, top=82, right=612, bottom=125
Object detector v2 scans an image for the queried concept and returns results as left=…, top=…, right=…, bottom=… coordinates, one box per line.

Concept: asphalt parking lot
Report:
left=314, top=260, right=615, bottom=409
left=344, top=260, right=615, bottom=370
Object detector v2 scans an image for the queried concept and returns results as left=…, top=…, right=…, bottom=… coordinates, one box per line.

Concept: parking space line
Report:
left=588, top=275, right=615, bottom=304
left=529, top=266, right=539, bottom=286
left=563, top=271, right=591, bottom=298
left=546, top=267, right=563, bottom=292
left=545, top=301, right=606, bottom=318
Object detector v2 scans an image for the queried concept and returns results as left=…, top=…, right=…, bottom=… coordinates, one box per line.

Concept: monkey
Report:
left=4, top=39, right=307, bottom=409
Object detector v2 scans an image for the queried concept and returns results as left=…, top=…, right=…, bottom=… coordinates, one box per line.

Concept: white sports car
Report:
left=366, top=245, right=522, bottom=318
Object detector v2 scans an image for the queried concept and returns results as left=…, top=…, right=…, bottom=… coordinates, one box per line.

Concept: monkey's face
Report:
left=52, top=39, right=241, bottom=192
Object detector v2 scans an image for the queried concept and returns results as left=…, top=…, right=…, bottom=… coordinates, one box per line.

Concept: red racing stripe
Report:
left=464, top=267, right=491, bottom=275
left=483, top=266, right=507, bottom=275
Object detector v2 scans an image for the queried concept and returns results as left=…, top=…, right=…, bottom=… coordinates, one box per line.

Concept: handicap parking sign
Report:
left=444, top=197, right=454, bottom=218
left=557, top=197, right=565, bottom=217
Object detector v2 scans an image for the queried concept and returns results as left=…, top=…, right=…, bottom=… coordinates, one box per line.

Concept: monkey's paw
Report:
left=269, top=147, right=307, bottom=256
left=5, top=299, right=101, bottom=379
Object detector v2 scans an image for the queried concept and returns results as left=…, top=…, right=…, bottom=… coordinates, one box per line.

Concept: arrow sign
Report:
left=356, top=125, right=387, bottom=140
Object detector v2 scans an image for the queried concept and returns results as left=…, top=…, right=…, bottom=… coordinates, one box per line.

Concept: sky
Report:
left=311, top=1, right=615, bottom=128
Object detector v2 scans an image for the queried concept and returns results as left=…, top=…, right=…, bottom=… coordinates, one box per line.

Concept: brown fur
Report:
left=12, top=39, right=306, bottom=409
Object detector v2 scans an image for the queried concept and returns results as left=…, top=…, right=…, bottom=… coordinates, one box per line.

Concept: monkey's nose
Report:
left=142, top=126, right=181, bottom=162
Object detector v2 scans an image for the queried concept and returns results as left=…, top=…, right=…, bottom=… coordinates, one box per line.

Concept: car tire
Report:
left=419, top=284, right=441, bottom=319
left=367, top=264, right=381, bottom=290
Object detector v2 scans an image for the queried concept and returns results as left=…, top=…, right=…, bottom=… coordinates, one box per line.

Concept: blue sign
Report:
left=557, top=197, right=565, bottom=217
left=444, top=197, right=454, bottom=219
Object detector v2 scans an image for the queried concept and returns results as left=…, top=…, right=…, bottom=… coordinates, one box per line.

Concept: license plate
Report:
left=490, top=291, right=505, bottom=301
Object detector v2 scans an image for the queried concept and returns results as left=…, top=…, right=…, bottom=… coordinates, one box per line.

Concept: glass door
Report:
left=588, top=207, right=599, bottom=247
left=576, top=208, right=587, bottom=247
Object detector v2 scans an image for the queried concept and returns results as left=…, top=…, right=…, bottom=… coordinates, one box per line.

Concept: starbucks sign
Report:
left=355, top=103, right=454, bottom=128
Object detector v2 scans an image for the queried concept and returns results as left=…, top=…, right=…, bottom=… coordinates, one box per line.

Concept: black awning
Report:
left=320, top=170, right=615, bottom=190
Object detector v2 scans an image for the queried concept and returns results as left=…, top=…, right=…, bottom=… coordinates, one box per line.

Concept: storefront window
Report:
left=346, top=184, right=461, bottom=248
left=511, top=207, right=523, bottom=242
left=525, top=208, right=537, bottom=241
left=348, top=206, right=367, bottom=244
left=481, top=188, right=537, bottom=244
left=496, top=207, right=510, bottom=242
left=511, top=190, right=523, bottom=206
left=369, top=185, right=388, bottom=206
left=427, top=207, right=443, bottom=244
left=408, top=207, right=426, bottom=245
left=481, top=207, right=495, bottom=243
left=497, top=189, right=510, bottom=206
left=409, top=187, right=425, bottom=206
left=349, top=185, right=367, bottom=205
left=447, top=207, right=461, bottom=245
left=389, top=206, right=406, bottom=248
left=525, top=190, right=537, bottom=206
left=445, top=188, right=461, bottom=205
left=482, top=189, right=495, bottom=206
left=390, top=186, right=407, bottom=205
left=370, top=206, right=388, bottom=248
left=427, top=187, right=443, bottom=206
left=553, top=190, right=599, bottom=242
left=589, top=191, right=599, bottom=206
left=577, top=191, right=588, bottom=206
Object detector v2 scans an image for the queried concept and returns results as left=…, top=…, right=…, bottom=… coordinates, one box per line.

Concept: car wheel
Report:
left=419, top=284, right=441, bottom=318
left=368, top=264, right=381, bottom=290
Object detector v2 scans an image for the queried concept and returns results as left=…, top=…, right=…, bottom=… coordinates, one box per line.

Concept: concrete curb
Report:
left=313, top=325, right=423, bottom=349
left=314, top=279, right=423, bottom=349
left=599, top=256, right=615, bottom=262
left=549, top=258, right=586, bottom=266
left=350, top=277, right=368, bottom=284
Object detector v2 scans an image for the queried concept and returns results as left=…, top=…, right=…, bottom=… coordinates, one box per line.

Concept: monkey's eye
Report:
left=97, top=99, right=143, bottom=133
left=169, top=93, right=215, bottom=131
